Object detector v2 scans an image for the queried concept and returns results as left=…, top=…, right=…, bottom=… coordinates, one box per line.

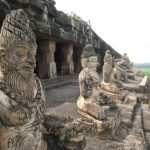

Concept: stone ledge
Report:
left=145, top=132, right=150, bottom=149
left=142, top=104, right=150, bottom=132
left=46, top=102, right=121, bottom=140
left=117, top=103, right=136, bottom=126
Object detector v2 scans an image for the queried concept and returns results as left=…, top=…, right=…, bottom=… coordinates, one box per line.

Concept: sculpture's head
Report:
left=81, top=44, right=98, bottom=71
left=0, top=9, right=37, bottom=79
left=0, top=9, right=37, bottom=99
left=106, top=50, right=110, bottom=54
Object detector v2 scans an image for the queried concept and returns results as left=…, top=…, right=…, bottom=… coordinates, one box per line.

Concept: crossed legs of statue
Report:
left=80, top=102, right=106, bottom=120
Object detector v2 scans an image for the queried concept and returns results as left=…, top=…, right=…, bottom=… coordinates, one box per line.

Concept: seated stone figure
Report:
left=0, top=9, right=46, bottom=150
left=118, top=53, right=133, bottom=71
left=103, top=50, right=113, bottom=83
left=77, top=44, right=117, bottom=120
left=101, top=50, right=120, bottom=94
left=114, top=53, right=135, bottom=82
left=0, top=9, right=85, bottom=150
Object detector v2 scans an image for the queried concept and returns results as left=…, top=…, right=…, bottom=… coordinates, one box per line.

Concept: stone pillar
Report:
left=47, top=40, right=57, bottom=79
left=38, top=39, right=57, bottom=79
left=61, top=44, right=74, bottom=75
left=73, top=47, right=82, bottom=73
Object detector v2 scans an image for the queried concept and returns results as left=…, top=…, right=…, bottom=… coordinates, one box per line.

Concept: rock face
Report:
left=0, top=0, right=121, bottom=79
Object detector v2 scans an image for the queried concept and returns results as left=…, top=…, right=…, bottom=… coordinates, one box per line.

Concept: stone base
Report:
left=44, top=133, right=86, bottom=150
left=101, top=82, right=120, bottom=94
left=46, top=102, right=121, bottom=140
left=101, top=89, right=126, bottom=103
left=122, top=76, right=148, bottom=92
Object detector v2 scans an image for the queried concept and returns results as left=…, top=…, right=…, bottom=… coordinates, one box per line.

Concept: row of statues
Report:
left=77, top=41, right=147, bottom=138
left=77, top=44, right=117, bottom=120
left=0, top=9, right=147, bottom=150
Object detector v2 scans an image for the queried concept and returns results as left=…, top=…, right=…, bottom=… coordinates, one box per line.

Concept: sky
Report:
left=55, top=0, right=150, bottom=63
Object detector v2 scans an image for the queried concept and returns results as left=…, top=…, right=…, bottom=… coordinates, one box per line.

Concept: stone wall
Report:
left=0, top=0, right=121, bottom=79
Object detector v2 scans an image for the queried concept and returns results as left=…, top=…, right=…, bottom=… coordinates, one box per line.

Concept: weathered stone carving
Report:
left=0, top=9, right=85, bottom=150
left=103, top=50, right=113, bottom=83
left=112, top=53, right=148, bottom=95
left=0, top=9, right=46, bottom=150
left=101, top=50, right=120, bottom=94
left=114, top=53, right=135, bottom=82
left=77, top=44, right=121, bottom=138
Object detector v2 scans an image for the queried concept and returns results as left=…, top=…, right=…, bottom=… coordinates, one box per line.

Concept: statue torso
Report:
left=0, top=76, right=46, bottom=150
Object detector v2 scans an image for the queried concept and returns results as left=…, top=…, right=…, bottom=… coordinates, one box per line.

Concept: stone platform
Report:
left=43, top=76, right=150, bottom=149
left=45, top=102, right=149, bottom=149
left=122, top=75, right=148, bottom=92
left=46, top=102, right=121, bottom=140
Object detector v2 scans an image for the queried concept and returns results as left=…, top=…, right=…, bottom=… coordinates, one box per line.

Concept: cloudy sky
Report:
left=55, top=0, right=150, bottom=63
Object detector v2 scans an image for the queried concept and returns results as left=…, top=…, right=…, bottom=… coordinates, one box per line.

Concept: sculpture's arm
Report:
left=0, top=90, right=29, bottom=126
left=0, top=102, right=28, bottom=126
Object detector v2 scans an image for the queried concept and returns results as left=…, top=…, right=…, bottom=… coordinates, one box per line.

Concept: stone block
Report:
left=145, top=132, right=150, bottom=149
left=123, top=129, right=147, bottom=150
left=142, top=104, right=150, bottom=132
left=117, top=104, right=135, bottom=126
left=46, top=102, right=121, bottom=140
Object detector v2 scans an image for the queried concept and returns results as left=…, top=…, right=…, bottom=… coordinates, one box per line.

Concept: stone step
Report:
left=142, top=104, right=150, bottom=132
left=41, top=75, right=78, bottom=90
left=117, top=103, right=136, bottom=127
left=43, top=80, right=78, bottom=91
left=132, top=106, right=142, bottom=129
left=122, top=103, right=147, bottom=150
left=145, top=132, right=150, bottom=149
left=46, top=102, right=121, bottom=140
left=42, top=75, right=77, bottom=85
left=139, top=76, right=148, bottom=87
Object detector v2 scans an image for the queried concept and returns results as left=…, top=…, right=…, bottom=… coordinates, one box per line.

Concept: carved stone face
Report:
left=82, top=56, right=98, bottom=71
left=0, top=43, right=37, bottom=79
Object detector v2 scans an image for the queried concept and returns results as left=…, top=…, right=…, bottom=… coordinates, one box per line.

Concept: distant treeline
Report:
left=133, top=63, right=150, bottom=69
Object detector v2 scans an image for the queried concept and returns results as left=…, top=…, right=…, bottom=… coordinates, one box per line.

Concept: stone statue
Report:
left=0, top=9, right=85, bottom=150
left=77, top=44, right=116, bottom=120
left=103, top=50, right=113, bottom=83
left=118, top=53, right=133, bottom=71
left=0, top=9, right=47, bottom=150
left=114, top=53, right=135, bottom=82
left=101, top=50, right=120, bottom=94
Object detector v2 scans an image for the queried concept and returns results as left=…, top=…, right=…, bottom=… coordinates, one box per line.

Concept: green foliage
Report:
left=134, top=63, right=150, bottom=69
left=134, top=63, right=150, bottom=78
left=143, top=71, right=150, bottom=78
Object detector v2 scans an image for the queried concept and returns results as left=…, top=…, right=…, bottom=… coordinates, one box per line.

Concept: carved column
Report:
left=47, top=39, right=57, bottom=79
left=38, top=39, right=57, bottom=79
left=61, top=44, right=74, bottom=75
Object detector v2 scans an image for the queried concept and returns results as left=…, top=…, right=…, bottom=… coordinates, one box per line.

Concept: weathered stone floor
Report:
left=42, top=75, right=79, bottom=108
left=43, top=75, right=150, bottom=150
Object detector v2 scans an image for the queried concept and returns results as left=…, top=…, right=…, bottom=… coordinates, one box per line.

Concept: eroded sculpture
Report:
left=101, top=50, right=121, bottom=94
left=77, top=44, right=106, bottom=119
left=0, top=9, right=85, bottom=150
left=114, top=53, right=135, bottom=82
left=0, top=9, right=47, bottom=149
left=77, top=44, right=120, bottom=122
